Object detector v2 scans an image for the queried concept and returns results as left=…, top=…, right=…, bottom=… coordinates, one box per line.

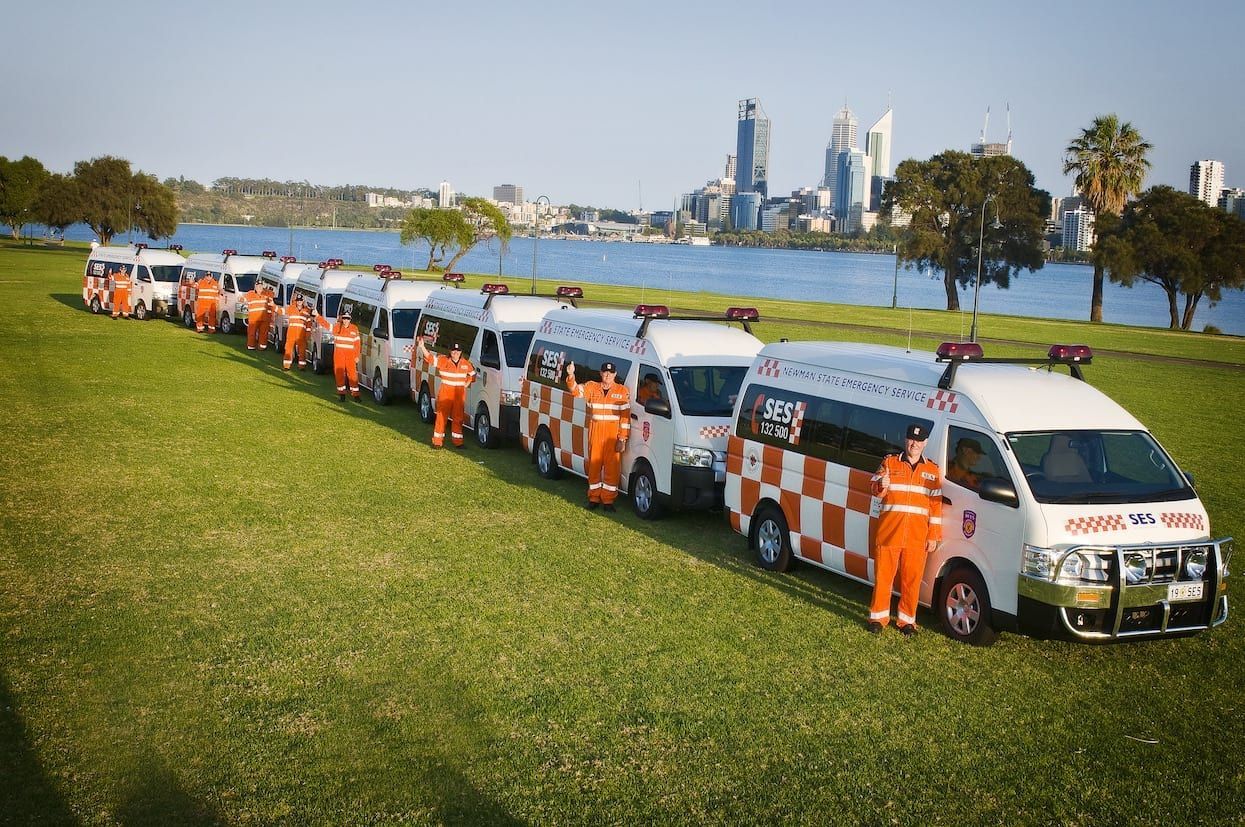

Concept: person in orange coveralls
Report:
left=109, top=265, right=132, bottom=319
left=281, top=294, right=309, bottom=370
left=565, top=360, right=630, bottom=512
left=321, top=308, right=362, bottom=401
left=416, top=336, right=476, bottom=448
left=254, top=283, right=276, bottom=351
left=243, top=283, right=268, bottom=350
left=194, top=273, right=220, bottom=333
left=868, top=422, right=942, bottom=636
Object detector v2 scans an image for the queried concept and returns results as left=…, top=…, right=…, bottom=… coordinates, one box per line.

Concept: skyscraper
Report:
left=824, top=105, right=857, bottom=210
left=835, top=149, right=871, bottom=234
left=1189, top=160, right=1225, bottom=207
left=865, top=108, right=892, bottom=181
left=724, top=154, right=737, bottom=181
left=438, top=181, right=453, bottom=208
left=492, top=184, right=524, bottom=205
left=736, top=99, right=770, bottom=199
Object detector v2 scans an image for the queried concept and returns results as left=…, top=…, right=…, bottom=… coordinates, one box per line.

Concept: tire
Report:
left=417, top=384, right=435, bottom=423
left=183, top=305, right=195, bottom=328
left=937, top=566, right=998, bottom=646
left=219, top=313, right=234, bottom=335
left=133, top=301, right=148, bottom=321
left=90, top=296, right=102, bottom=315
left=474, top=405, right=499, bottom=449
left=750, top=504, right=792, bottom=572
left=630, top=462, right=665, bottom=520
left=373, top=369, right=391, bottom=405
left=534, top=429, right=562, bottom=480
left=312, top=346, right=327, bottom=375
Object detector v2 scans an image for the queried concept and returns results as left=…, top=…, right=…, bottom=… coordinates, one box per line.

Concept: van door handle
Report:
left=942, top=495, right=953, bottom=505
left=631, top=414, right=638, bottom=420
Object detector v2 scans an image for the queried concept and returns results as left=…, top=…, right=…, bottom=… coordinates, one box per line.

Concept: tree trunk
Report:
left=1165, top=288, right=1180, bottom=329
left=443, top=246, right=472, bottom=275
left=943, top=258, right=960, bottom=311
left=1090, top=262, right=1105, bottom=323
left=1181, top=292, right=1202, bottom=330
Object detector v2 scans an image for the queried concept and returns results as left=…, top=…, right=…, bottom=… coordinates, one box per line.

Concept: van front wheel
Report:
left=133, top=301, right=148, bottom=321
left=630, top=462, right=664, bottom=521
left=219, top=313, right=234, bottom=335
left=938, top=566, right=998, bottom=646
left=475, top=405, right=498, bottom=449
left=372, top=369, right=390, bottom=405
left=750, top=505, right=792, bottom=572
left=90, top=296, right=102, bottom=315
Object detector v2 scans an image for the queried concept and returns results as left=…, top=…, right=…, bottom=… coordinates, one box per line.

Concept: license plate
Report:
left=1168, top=582, right=1204, bottom=602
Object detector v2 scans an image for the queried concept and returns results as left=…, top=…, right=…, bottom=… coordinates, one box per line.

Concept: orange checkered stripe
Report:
left=1160, top=512, right=1205, bottom=531
left=699, top=424, right=731, bottom=439
left=519, top=379, right=589, bottom=476
left=83, top=276, right=114, bottom=310
left=412, top=359, right=437, bottom=402
left=1064, top=514, right=1127, bottom=536
left=725, top=435, right=879, bottom=580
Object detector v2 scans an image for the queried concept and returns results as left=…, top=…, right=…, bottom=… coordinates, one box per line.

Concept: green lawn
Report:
left=1, top=242, right=1243, bottom=825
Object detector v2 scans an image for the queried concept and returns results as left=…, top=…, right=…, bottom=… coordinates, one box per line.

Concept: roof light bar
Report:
left=373, top=263, right=391, bottom=272
left=280, top=255, right=297, bottom=264
left=261, top=250, right=277, bottom=259
left=481, top=283, right=510, bottom=295
left=936, top=341, right=985, bottom=360
left=556, top=286, right=583, bottom=298
left=1048, top=344, right=1093, bottom=362
left=222, top=248, right=238, bottom=257
left=169, top=244, right=183, bottom=251
left=443, top=272, right=465, bottom=283
left=134, top=242, right=148, bottom=250
left=725, top=306, right=759, bottom=321
left=634, top=304, right=670, bottom=319
left=381, top=269, right=402, bottom=280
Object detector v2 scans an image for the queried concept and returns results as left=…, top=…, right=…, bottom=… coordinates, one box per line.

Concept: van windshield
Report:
left=669, top=365, right=748, bottom=417
left=234, top=274, right=257, bottom=292
left=1007, top=430, right=1195, bottom=504
left=392, top=309, right=420, bottom=339
left=150, top=265, right=182, bottom=282
left=502, top=331, right=535, bottom=368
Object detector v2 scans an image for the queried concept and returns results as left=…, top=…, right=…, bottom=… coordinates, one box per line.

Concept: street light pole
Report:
left=891, top=243, right=899, bottom=310
left=531, top=195, right=549, bottom=295
left=970, top=194, right=997, bottom=343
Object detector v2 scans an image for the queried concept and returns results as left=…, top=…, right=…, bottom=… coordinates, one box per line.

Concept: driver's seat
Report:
left=1042, top=435, right=1091, bottom=483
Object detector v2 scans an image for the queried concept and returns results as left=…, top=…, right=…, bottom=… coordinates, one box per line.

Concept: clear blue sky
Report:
left=4, top=0, right=1243, bottom=209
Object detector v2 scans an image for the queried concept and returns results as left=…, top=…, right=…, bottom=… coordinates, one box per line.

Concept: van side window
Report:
left=223, top=275, right=236, bottom=293
left=138, top=266, right=153, bottom=283
left=375, top=310, right=390, bottom=338
left=417, top=314, right=480, bottom=357
left=636, top=366, right=667, bottom=406
left=481, top=330, right=502, bottom=369
left=842, top=408, right=933, bottom=472
left=524, top=338, right=633, bottom=388
left=945, top=426, right=1012, bottom=494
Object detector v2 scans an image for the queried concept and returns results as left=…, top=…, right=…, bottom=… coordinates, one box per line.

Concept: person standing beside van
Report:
left=281, top=294, right=309, bottom=370
left=868, top=423, right=942, bottom=636
left=194, top=273, right=220, bottom=333
left=243, top=283, right=268, bottom=350
left=416, top=337, right=477, bottom=448
left=565, top=361, right=631, bottom=511
left=323, top=309, right=362, bottom=401
left=256, top=284, right=276, bottom=351
left=110, top=265, right=133, bottom=319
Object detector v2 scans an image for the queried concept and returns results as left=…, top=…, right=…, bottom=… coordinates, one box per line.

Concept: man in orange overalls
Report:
left=323, top=308, right=362, bottom=401
left=868, top=422, right=942, bottom=636
left=281, top=294, right=309, bottom=370
left=566, top=360, right=631, bottom=512
left=243, top=283, right=268, bottom=350
left=110, top=265, right=132, bottom=319
left=195, top=273, right=220, bottom=333
left=254, top=284, right=276, bottom=351
left=416, top=336, right=476, bottom=447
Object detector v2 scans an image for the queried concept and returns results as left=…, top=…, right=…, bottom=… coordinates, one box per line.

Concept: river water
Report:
left=57, top=223, right=1245, bottom=335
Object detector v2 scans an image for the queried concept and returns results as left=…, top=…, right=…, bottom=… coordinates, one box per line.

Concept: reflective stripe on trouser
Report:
left=334, top=357, right=359, bottom=398
left=869, top=544, right=927, bottom=627
left=586, top=422, right=622, bottom=504
left=432, top=388, right=467, bottom=447
left=246, top=314, right=265, bottom=348
left=283, top=334, right=303, bottom=369
left=195, top=300, right=215, bottom=331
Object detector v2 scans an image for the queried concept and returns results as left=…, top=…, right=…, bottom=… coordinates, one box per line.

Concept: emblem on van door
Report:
left=962, top=509, right=977, bottom=539
left=642, top=421, right=650, bottom=442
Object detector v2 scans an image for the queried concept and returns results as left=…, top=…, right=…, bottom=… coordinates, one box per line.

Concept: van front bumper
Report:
left=668, top=466, right=721, bottom=511
left=500, top=404, right=521, bottom=440
left=1016, top=538, right=1231, bottom=640
left=387, top=368, right=411, bottom=398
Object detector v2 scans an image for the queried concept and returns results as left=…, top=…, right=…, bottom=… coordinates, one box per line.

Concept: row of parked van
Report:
left=82, top=244, right=1232, bottom=645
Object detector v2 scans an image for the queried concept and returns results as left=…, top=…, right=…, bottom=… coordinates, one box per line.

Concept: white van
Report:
left=257, top=257, right=316, bottom=349
left=82, top=243, right=186, bottom=319
left=339, top=271, right=444, bottom=404
left=290, top=259, right=360, bottom=374
left=521, top=304, right=764, bottom=519
left=411, top=283, right=580, bottom=448
left=175, top=249, right=275, bottom=332
left=724, top=340, right=1231, bottom=644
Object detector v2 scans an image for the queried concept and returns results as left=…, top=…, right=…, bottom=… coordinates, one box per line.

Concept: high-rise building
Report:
left=438, top=181, right=453, bottom=208
left=865, top=108, right=892, bottom=180
left=824, top=105, right=858, bottom=208
left=735, top=99, right=771, bottom=199
left=971, top=106, right=1012, bottom=158
left=492, top=184, right=524, bottom=205
left=730, top=192, right=762, bottom=231
left=1189, top=160, right=1225, bottom=207
left=724, top=154, right=737, bottom=181
left=1220, top=187, right=1245, bottom=219
left=1062, top=208, right=1095, bottom=252
left=835, top=149, right=871, bottom=234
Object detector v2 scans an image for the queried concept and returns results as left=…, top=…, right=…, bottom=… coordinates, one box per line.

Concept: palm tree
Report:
left=1063, top=115, right=1152, bottom=322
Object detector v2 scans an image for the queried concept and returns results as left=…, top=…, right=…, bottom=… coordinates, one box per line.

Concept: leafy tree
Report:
left=0, top=155, right=49, bottom=239
left=401, top=197, right=512, bottom=273
left=74, top=156, right=179, bottom=245
left=1063, top=114, right=1152, bottom=322
left=883, top=151, right=1049, bottom=310
left=33, top=173, right=80, bottom=234
left=1101, top=186, right=1245, bottom=330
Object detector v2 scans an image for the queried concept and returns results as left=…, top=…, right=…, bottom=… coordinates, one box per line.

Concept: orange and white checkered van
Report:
left=175, top=250, right=274, bottom=333
left=520, top=304, right=763, bottom=520
left=83, top=244, right=186, bottom=320
left=726, top=340, right=1230, bottom=644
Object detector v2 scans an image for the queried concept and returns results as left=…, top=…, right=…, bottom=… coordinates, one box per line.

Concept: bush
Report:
left=1204, top=324, right=1222, bottom=335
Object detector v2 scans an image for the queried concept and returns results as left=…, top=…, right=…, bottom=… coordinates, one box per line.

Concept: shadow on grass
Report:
left=114, top=753, right=224, bottom=826
left=0, top=673, right=77, bottom=826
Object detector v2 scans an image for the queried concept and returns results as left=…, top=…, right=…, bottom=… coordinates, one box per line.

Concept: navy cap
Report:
left=450, top=342, right=463, bottom=350
left=600, top=361, right=617, bottom=372
left=340, top=308, right=352, bottom=319
left=906, top=423, right=929, bottom=441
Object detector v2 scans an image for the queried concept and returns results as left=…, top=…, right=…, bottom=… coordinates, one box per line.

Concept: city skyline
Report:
left=2, top=1, right=1243, bottom=209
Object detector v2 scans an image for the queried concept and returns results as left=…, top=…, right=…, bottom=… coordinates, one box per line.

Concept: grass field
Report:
left=1, top=242, right=1243, bottom=825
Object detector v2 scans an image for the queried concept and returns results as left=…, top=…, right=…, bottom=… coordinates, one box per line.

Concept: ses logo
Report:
left=750, top=394, right=807, bottom=445
left=536, top=347, right=566, bottom=382
left=422, top=320, right=440, bottom=344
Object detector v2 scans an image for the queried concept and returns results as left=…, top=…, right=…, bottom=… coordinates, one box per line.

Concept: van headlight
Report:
left=1185, top=548, right=1209, bottom=580
left=1022, top=545, right=1054, bottom=580
left=501, top=390, right=523, bottom=407
left=1123, top=553, right=1148, bottom=584
left=389, top=356, right=410, bottom=370
left=673, top=445, right=714, bottom=468
left=236, top=300, right=247, bottom=314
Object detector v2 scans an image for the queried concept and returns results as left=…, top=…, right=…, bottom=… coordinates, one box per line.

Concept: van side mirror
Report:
left=644, top=397, right=672, bottom=419
left=1183, top=471, right=1196, bottom=488
left=373, top=327, right=388, bottom=340
left=977, top=478, right=1019, bottom=508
